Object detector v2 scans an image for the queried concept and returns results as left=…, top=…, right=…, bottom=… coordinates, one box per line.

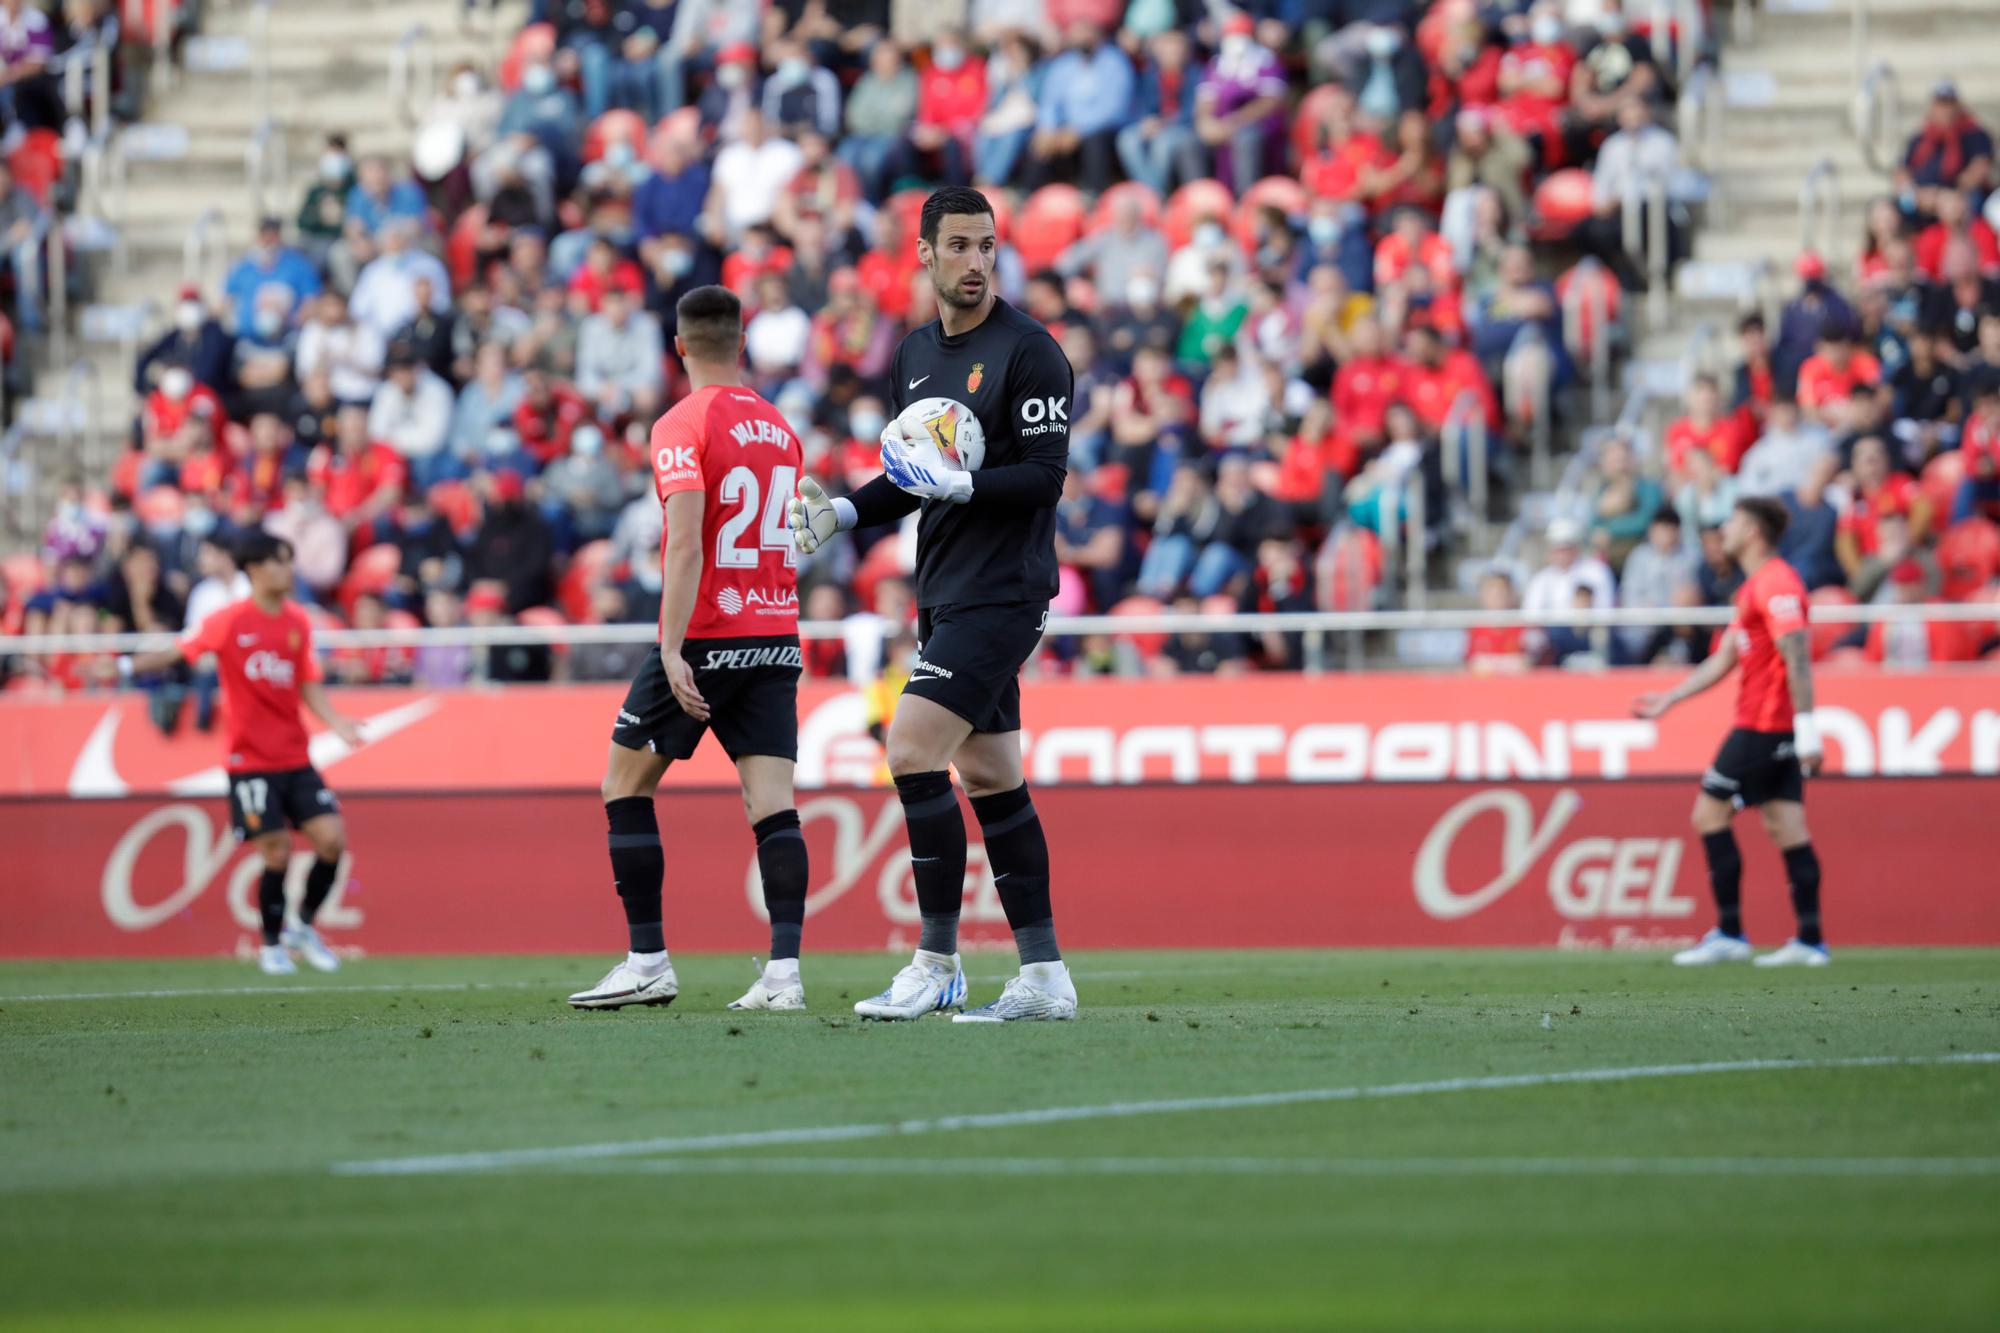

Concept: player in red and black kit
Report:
left=1633, top=498, right=1830, bottom=966
left=114, top=533, right=367, bottom=976
left=567, top=286, right=812, bottom=1013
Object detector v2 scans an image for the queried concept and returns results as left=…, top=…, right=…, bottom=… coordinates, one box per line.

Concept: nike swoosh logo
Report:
left=908, top=376, right=929, bottom=391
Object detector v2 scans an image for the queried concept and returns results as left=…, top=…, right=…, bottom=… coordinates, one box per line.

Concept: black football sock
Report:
left=606, top=796, right=665, bottom=955
left=1701, top=828, right=1744, bottom=938
left=753, top=809, right=808, bottom=962
left=258, top=866, right=287, bottom=946
left=895, top=770, right=965, bottom=955
left=298, top=856, right=340, bottom=926
left=1783, top=843, right=1823, bottom=946
left=972, top=784, right=1060, bottom=965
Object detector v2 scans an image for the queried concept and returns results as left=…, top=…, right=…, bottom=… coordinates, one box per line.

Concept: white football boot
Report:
left=1672, top=929, right=1755, bottom=966
left=568, top=957, right=679, bottom=1010
left=257, top=945, right=297, bottom=976
left=954, top=961, right=1078, bottom=1023
left=280, top=924, right=341, bottom=973
left=1754, top=939, right=1831, bottom=967
left=728, top=957, right=807, bottom=1011
left=853, top=950, right=966, bottom=1020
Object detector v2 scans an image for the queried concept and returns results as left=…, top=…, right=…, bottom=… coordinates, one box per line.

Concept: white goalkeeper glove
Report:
left=881, top=433, right=974, bottom=505
left=787, top=476, right=852, bottom=556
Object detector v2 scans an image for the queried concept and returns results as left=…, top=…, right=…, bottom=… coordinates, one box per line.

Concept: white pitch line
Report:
left=0, top=980, right=556, bottom=1003
left=330, top=1051, right=2000, bottom=1178
left=541, top=1155, right=2000, bottom=1180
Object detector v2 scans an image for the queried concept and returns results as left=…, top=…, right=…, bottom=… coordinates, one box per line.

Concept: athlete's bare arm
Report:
left=300, top=680, right=366, bottom=748
left=1632, top=632, right=1740, bottom=719
left=1775, top=628, right=1821, bottom=774
left=658, top=487, right=709, bottom=722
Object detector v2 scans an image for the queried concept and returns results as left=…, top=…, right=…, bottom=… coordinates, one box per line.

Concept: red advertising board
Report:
left=5, top=779, right=1995, bottom=959
left=2, top=668, right=1997, bottom=797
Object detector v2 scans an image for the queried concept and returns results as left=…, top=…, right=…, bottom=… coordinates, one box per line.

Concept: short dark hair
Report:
left=1650, top=505, right=1682, bottom=530
left=920, top=186, right=995, bottom=247
left=1735, top=496, right=1789, bottom=546
left=236, top=531, right=294, bottom=570
left=674, top=284, right=743, bottom=362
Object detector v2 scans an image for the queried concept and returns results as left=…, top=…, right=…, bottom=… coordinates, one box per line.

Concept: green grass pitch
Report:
left=2, top=949, right=1997, bottom=1331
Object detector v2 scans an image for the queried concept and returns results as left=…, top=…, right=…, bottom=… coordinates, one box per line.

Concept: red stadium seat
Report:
left=337, top=543, right=403, bottom=617
left=582, top=110, right=649, bottom=164
left=1108, top=595, right=1169, bottom=660
left=1531, top=169, right=1597, bottom=234
left=1087, top=182, right=1162, bottom=236
left=1936, top=517, right=2000, bottom=602
left=1234, top=176, right=1310, bottom=248
left=8, top=130, right=62, bottom=205
left=985, top=187, right=1015, bottom=244
left=1807, top=585, right=1857, bottom=660
left=499, top=23, right=556, bottom=94
left=1014, top=185, right=1086, bottom=272
left=851, top=535, right=909, bottom=615
left=446, top=204, right=489, bottom=290
left=1555, top=260, right=1623, bottom=365
left=558, top=538, right=613, bottom=623
left=1920, top=450, right=1965, bottom=517
left=1164, top=179, right=1235, bottom=250
left=1318, top=527, right=1382, bottom=611
left=427, top=480, right=482, bottom=537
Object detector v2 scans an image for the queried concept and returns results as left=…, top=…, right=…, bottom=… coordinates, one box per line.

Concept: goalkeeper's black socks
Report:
left=753, top=809, right=809, bottom=962
left=257, top=866, right=286, bottom=946
left=972, top=783, right=1060, bottom=965
left=895, top=770, right=965, bottom=955
left=299, top=855, right=340, bottom=925
left=1701, top=828, right=1744, bottom=938
left=606, top=796, right=665, bottom=954
left=1783, top=843, right=1824, bottom=946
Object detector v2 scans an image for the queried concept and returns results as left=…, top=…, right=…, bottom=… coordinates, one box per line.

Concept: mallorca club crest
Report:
left=966, top=362, right=984, bottom=394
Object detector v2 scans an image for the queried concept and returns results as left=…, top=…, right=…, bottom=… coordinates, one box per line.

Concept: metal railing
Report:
left=1799, top=157, right=1840, bottom=258
left=1439, top=389, right=1490, bottom=542
left=1647, top=0, right=1708, bottom=88
left=182, top=208, right=229, bottom=295
left=1561, top=257, right=1616, bottom=427
left=246, top=118, right=289, bottom=221
left=9, top=602, right=1998, bottom=661
left=1619, top=173, right=1672, bottom=330
left=388, top=24, right=438, bottom=128
left=250, top=0, right=273, bottom=126
left=1852, top=61, right=1903, bottom=176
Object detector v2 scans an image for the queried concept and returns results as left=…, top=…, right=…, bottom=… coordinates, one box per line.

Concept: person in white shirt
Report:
left=1523, top=517, right=1618, bottom=618
left=349, top=219, right=452, bottom=340
left=293, top=291, right=386, bottom=404
left=575, top=286, right=665, bottom=420
left=368, top=346, right=455, bottom=479
left=705, top=110, right=804, bottom=243
left=1737, top=399, right=1833, bottom=498
left=183, top=535, right=253, bottom=732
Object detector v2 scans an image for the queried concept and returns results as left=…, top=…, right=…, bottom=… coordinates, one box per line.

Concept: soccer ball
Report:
left=892, top=397, right=986, bottom=473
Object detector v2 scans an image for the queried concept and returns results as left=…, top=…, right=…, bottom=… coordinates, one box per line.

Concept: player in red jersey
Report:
left=1632, top=497, right=1829, bottom=967
left=569, top=286, right=812, bottom=1013
left=113, top=533, right=366, bottom=976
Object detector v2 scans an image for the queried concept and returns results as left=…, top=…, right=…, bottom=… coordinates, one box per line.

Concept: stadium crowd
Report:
left=2, top=0, right=1998, bottom=699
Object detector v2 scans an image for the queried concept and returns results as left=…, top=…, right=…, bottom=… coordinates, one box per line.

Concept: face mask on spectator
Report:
left=1222, top=34, right=1251, bottom=60
left=659, top=247, right=693, bottom=279
left=1365, top=27, right=1401, bottom=58
left=850, top=408, right=886, bottom=441
left=605, top=141, right=636, bottom=170
left=571, top=425, right=604, bottom=457
left=717, top=63, right=746, bottom=91
left=522, top=64, right=555, bottom=96
left=1531, top=16, right=1563, bottom=45
left=776, top=58, right=809, bottom=88
left=184, top=503, right=218, bottom=540
left=1126, top=276, right=1158, bottom=307
left=319, top=152, right=349, bottom=182
left=162, top=368, right=193, bottom=401
left=1308, top=216, right=1340, bottom=246
left=1596, top=11, right=1627, bottom=38
left=176, top=300, right=205, bottom=332
left=453, top=71, right=480, bottom=98
left=1194, top=221, right=1225, bottom=250
left=254, top=308, right=284, bottom=339
left=934, top=44, right=964, bottom=71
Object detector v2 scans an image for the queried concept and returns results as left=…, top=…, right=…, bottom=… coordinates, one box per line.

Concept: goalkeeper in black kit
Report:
left=789, top=186, right=1078, bottom=1022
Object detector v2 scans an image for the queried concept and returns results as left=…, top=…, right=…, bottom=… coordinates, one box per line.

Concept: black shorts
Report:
left=906, top=602, right=1049, bottom=735
left=1701, top=728, right=1804, bottom=808
left=612, top=636, right=802, bottom=762
left=228, top=766, right=338, bottom=841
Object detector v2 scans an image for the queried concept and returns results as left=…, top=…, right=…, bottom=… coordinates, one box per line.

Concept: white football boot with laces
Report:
left=1754, top=939, right=1830, bottom=967
left=280, top=924, right=341, bottom=973
left=854, top=950, right=966, bottom=1019
left=955, top=961, right=1078, bottom=1023
left=257, top=945, right=297, bottom=976
left=568, top=957, right=679, bottom=1010
left=729, top=957, right=807, bottom=1011
left=1672, top=929, right=1754, bottom=966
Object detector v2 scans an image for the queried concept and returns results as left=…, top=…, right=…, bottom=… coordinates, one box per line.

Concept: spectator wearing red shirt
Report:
left=1796, top=328, right=1883, bottom=433
left=1465, top=569, right=1528, bottom=672
left=1330, top=316, right=1403, bottom=461
left=1374, top=207, right=1456, bottom=293
left=513, top=367, right=590, bottom=465
left=1913, top=187, right=2000, bottom=281
left=308, top=403, right=408, bottom=543
left=1866, top=559, right=1978, bottom=664
left=566, top=236, right=644, bottom=312
left=1494, top=11, right=1576, bottom=165
left=1399, top=323, right=1499, bottom=434
left=910, top=30, right=985, bottom=184
left=1956, top=387, right=2000, bottom=524
left=1837, top=435, right=1931, bottom=582
left=1666, top=374, right=1753, bottom=481
left=1358, top=109, right=1446, bottom=217
left=230, top=412, right=301, bottom=519
left=137, top=365, right=225, bottom=494
left=1301, top=84, right=1390, bottom=201
left=719, top=223, right=796, bottom=302
left=806, top=267, right=895, bottom=387
left=772, top=130, right=863, bottom=243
